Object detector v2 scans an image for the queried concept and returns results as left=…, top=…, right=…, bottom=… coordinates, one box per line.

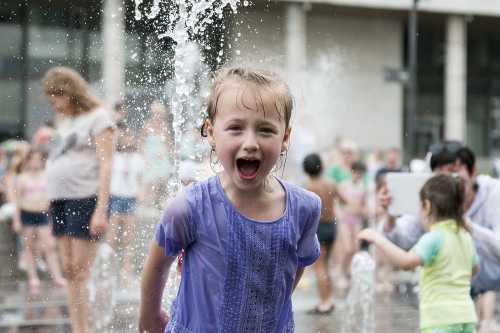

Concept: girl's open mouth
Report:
left=236, top=158, right=260, bottom=180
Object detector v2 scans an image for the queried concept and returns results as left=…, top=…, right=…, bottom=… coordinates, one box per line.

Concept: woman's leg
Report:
left=479, top=291, right=496, bottom=321
left=106, top=213, right=120, bottom=251
left=57, top=236, right=73, bottom=278
left=341, top=223, right=355, bottom=277
left=121, top=213, right=136, bottom=279
left=344, top=223, right=362, bottom=275
left=57, top=236, right=76, bottom=329
left=37, top=226, right=65, bottom=287
left=66, top=238, right=98, bottom=333
left=351, top=223, right=361, bottom=252
left=477, top=291, right=498, bottom=332
left=23, top=227, right=40, bottom=295
left=332, top=221, right=349, bottom=285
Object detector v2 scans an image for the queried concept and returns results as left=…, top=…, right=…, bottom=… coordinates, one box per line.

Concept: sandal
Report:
left=306, top=304, right=335, bottom=315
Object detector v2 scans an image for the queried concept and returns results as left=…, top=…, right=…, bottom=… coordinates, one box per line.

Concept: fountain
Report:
left=82, top=2, right=247, bottom=331
left=342, top=241, right=376, bottom=333
left=88, top=243, right=118, bottom=331
left=132, top=0, right=245, bottom=313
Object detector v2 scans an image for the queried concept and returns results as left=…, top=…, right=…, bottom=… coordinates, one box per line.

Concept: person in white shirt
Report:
left=108, top=121, right=145, bottom=285
left=44, top=66, right=114, bottom=333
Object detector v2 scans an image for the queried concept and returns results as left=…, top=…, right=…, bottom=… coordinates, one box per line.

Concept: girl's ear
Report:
left=422, top=199, right=432, bottom=217
left=471, top=163, right=478, bottom=177
left=206, top=119, right=216, bottom=148
left=281, top=127, right=292, bottom=152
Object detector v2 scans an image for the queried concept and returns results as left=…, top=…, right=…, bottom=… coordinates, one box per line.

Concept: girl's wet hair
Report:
left=201, top=66, right=293, bottom=137
left=351, top=161, right=366, bottom=173
left=42, top=66, right=100, bottom=115
left=419, top=173, right=467, bottom=231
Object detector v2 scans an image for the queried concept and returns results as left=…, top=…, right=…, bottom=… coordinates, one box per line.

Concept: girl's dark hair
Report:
left=21, top=148, right=48, bottom=172
left=303, top=153, right=323, bottom=176
left=115, top=122, right=138, bottom=153
left=419, top=174, right=467, bottom=231
left=351, top=161, right=366, bottom=173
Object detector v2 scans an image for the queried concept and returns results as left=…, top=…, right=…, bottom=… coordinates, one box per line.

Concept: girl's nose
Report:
left=242, top=132, right=259, bottom=152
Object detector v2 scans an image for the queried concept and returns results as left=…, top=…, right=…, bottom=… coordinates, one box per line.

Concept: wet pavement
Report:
left=0, top=271, right=421, bottom=333
left=292, top=273, right=419, bottom=333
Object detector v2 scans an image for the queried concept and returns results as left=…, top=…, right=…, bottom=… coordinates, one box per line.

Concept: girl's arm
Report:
left=90, top=128, right=113, bottom=237
left=472, top=264, right=480, bottom=277
left=360, top=190, right=369, bottom=218
left=331, top=182, right=347, bottom=205
left=358, top=228, right=422, bottom=270
left=12, top=176, right=23, bottom=234
left=139, top=241, right=176, bottom=333
left=5, top=174, right=17, bottom=204
left=292, top=267, right=305, bottom=293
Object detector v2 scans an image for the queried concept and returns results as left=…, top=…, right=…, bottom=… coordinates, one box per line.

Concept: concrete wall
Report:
left=304, top=9, right=403, bottom=150
left=231, top=4, right=403, bottom=153
left=230, top=5, right=287, bottom=68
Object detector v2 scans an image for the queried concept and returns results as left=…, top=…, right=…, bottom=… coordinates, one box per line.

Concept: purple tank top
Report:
left=154, top=175, right=321, bottom=333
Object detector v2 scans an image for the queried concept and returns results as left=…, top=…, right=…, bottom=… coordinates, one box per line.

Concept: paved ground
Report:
left=0, top=271, right=421, bottom=333
left=292, top=273, right=419, bottom=333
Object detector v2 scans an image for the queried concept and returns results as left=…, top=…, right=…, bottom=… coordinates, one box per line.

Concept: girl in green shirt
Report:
left=359, top=174, right=479, bottom=333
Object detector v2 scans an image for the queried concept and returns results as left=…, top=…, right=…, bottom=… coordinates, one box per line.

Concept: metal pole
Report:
left=19, top=1, right=29, bottom=139
left=406, top=0, right=419, bottom=160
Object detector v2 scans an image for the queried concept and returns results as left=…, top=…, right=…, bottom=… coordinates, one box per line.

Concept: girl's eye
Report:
left=228, top=126, right=242, bottom=131
left=260, top=128, right=276, bottom=134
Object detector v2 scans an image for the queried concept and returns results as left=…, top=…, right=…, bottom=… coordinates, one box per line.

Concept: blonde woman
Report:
left=43, top=67, right=114, bottom=333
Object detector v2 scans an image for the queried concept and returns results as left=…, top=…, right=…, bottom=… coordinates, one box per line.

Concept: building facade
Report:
left=1, top=0, right=500, bottom=159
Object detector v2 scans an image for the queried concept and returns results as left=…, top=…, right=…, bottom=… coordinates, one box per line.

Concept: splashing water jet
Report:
left=343, top=242, right=375, bottom=333
left=133, top=0, right=242, bottom=310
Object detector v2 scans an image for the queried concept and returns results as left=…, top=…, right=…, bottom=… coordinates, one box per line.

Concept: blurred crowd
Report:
left=301, top=137, right=500, bottom=332
left=0, top=100, right=210, bottom=295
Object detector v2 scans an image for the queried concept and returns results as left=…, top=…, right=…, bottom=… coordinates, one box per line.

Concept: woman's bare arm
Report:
left=90, top=127, right=113, bottom=236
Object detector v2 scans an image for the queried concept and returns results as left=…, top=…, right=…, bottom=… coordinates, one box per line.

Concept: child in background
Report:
left=5, top=148, right=29, bottom=271
left=303, top=153, right=342, bottom=315
left=139, top=67, right=321, bottom=333
left=337, top=161, right=367, bottom=283
left=372, top=172, right=395, bottom=293
left=359, top=174, right=479, bottom=333
left=14, top=149, right=66, bottom=295
left=108, top=121, right=145, bottom=285
left=140, top=101, right=174, bottom=207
